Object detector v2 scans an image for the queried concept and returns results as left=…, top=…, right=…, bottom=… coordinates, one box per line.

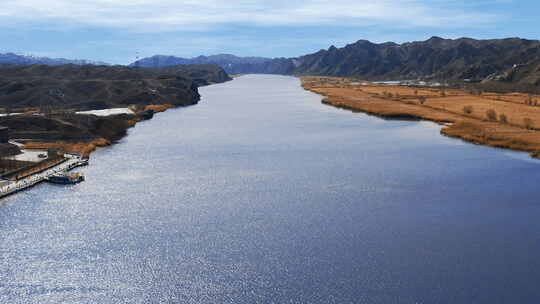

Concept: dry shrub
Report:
left=463, top=105, right=473, bottom=115
left=448, top=121, right=484, bottom=136
left=486, top=109, right=497, bottom=121
left=524, top=118, right=534, bottom=130
left=499, top=114, right=508, bottom=124
left=143, top=104, right=174, bottom=113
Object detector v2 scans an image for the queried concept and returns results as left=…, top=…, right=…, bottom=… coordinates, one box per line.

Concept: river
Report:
left=2, top=75, right=540, bottom=303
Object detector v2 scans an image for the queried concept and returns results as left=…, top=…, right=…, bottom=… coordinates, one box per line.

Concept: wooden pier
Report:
left=0, top=155, right=88, bottom=199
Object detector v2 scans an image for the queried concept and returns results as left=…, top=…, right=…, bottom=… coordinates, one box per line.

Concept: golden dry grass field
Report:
left=302, top=76, right=540, bottom=158
left=24, top=138, right=111, bottom=158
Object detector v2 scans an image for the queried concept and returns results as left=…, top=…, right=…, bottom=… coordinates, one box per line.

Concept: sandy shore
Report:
left=302, top=76, right=540, bottom=158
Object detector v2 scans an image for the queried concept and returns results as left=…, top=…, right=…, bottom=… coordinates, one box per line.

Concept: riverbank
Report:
left=302, top=76, right=540, bottom=158
left=0, top=101, right=212, bottom=199
left=18, top=102, right=199, bottom=158
left=23, top=138, right=111, bottom=158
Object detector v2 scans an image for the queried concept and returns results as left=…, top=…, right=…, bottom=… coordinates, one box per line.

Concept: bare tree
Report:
left=499, top=114, right=508, bottom=124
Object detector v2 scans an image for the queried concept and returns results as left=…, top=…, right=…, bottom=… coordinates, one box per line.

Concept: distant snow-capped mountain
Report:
left=0, top=52, right=109, bottom=66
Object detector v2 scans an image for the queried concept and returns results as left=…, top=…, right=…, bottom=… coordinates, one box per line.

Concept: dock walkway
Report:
left=0, top=155, right=88, bottom=199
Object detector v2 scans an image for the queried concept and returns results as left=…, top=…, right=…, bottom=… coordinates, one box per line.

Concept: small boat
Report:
left=46, top=172, right=85, bottom=184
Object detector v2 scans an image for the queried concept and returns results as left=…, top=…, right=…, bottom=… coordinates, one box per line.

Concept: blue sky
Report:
left=0, top=0, right=538, bottom=64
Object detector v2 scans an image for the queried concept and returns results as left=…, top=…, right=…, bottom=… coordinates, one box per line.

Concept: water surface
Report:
left=2, top=75, right=540, bottom=303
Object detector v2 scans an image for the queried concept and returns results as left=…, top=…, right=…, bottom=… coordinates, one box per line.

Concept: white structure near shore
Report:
left=76, top=108, right=134, bottom=116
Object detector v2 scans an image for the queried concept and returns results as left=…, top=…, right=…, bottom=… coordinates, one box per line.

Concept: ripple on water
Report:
left=2, top=75, right=540, bottom=303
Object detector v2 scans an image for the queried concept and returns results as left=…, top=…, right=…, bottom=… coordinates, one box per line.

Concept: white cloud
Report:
left=0, top=0, right=498, bottom=31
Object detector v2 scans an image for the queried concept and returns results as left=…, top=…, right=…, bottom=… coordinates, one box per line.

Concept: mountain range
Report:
left=290, top=37, right=540, bottom=85
left=0, top=53, right=109, bottom=66
left=132, top=37, right=540, bottom=89
left=3, top=37, right=540, bottom=90
left=129, top=54, right=294, bottom=75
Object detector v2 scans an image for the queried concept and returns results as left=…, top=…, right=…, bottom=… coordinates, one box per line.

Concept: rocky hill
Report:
left=291, top=37, right=540, bottom=85
left=0, top=64, right=231, bottom=111
left=154, top=64, right=233, bottom=86
left=0, top=113, right=133, bottom=142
